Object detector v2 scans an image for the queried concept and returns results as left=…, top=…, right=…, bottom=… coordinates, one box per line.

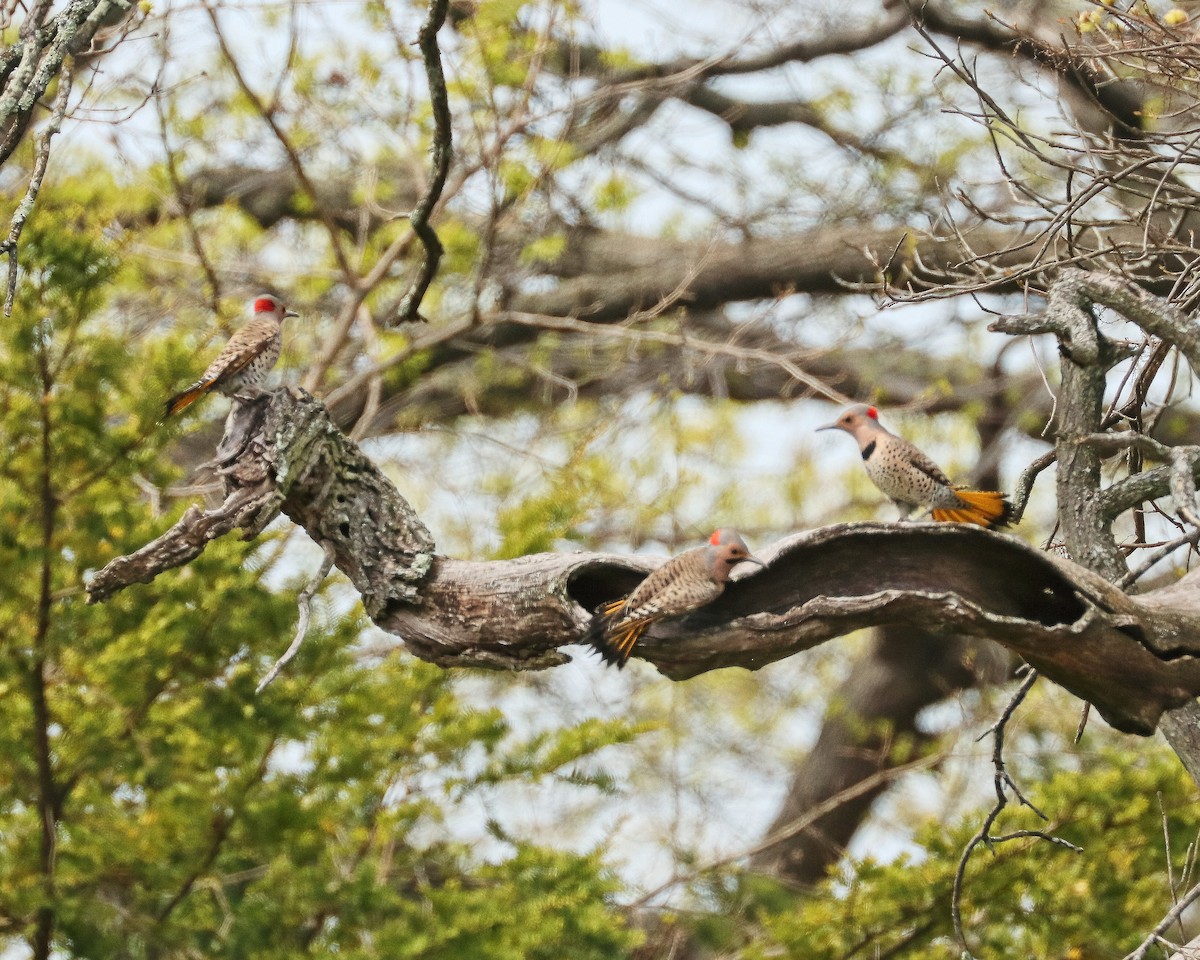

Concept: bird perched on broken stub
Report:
left=162, top=294, right=298, bottom=420
left=585, top=528, right=764, bottom=669
left=819, top=403, right=1012, bottom=529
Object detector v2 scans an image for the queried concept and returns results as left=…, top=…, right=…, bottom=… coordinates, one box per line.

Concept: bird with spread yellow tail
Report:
left=585, top=528, right=764, bottom=668
left=819, top=404, right=1011, bottom=529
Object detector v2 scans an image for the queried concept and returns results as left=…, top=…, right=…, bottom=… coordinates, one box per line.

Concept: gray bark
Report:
left=90, top=387, right=1200, bottom=739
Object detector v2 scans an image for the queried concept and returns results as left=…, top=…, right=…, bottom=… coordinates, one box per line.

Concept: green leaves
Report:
left=741, top=747, right=1200, bottom=959
left=0, top=193, right=639, bottom=959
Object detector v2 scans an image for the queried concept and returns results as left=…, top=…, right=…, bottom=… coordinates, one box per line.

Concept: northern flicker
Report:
left=162, top=295, right=298, bottom=419
left=585, top=528, right=764, bottom=669
left=818, top=404, right=1012, bottom=528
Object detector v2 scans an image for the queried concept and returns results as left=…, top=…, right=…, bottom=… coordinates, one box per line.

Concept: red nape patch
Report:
left=709, top=530, right=722, bottom=545
left=867, top=406, right=879, bottom=419
left=253, top=297, right=277, bottom=314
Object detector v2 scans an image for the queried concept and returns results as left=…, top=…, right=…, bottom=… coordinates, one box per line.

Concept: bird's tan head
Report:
left=818, top=403, right=884, bottom=442
left=253, top=294, right=299, bottom=321
left=706, top=527, right=764, bottom=582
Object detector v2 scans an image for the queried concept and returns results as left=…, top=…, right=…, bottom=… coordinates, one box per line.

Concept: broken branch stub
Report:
left=86, top=387, right=436, bottom=613
left=87, top=388, right=1200, bottom=736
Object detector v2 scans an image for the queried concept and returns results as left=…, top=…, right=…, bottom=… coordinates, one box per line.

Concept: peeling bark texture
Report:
left=90, top=388, right=1200, bottom=737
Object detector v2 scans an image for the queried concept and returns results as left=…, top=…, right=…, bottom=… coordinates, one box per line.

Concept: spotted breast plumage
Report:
left=819, top=403, right=1011, bottom=528
left=584, top=528, right=764, bottom=668
left=162, top=294, right=298, bottom=420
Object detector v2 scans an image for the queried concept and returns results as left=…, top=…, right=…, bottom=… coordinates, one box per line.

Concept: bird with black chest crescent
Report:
left=818, top=403, right=1012, bottom=529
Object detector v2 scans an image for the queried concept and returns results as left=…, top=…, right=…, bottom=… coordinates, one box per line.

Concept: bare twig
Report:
left=952, top=671, right=1083, bottom=957
left=1074, top=702, right=1091, bottom=745
left=203, top=0, right=355, bottom=279
left=1162, top=792, right=1189, bottom=947
left=393, top=0, right=451, bottom=323
left=504, top=311, right=850, bottom=403
left=256, top=544, right=336, bottom=693
left=1125, top=879, right=1200, bottom=960
left=629, top=751, right=944, bottom=907
left=152, top=60, right=222, bottom=314
left=1122, top=529, right=1200, bottom=589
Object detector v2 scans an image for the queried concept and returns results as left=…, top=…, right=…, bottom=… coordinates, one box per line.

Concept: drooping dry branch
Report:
left=256, top=542, right=336, bottom=693
left=952, top=671, right=1083, bottom=958
left=0, top=0, right=129, bottom=314
left=89, top=387, right=1200, bottom=736
left=392, top=0, right=451, bottom=324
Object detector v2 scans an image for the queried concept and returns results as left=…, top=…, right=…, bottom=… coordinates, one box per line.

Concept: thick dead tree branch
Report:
left=993, top=267, right=1200, bottom=781
left=90, top=388, right=1200, bottom=736
left=87, top=390, right=435, bottom=614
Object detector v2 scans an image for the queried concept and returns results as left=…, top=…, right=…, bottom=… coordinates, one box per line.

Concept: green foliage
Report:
left=594, top=173, right=639, bottom=214
left=468, top=716, right=653, bottom=792
left=0, top=193, right=640, bottom=959
left=731, top=746, right=1200, bottom=959
left=518, top=231, right=567, bottom=266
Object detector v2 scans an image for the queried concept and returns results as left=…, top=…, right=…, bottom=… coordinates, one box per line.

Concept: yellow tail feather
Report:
left=162, top=384, right=208, bottom=420
left=585, top=604, right=651, bottom=669
left=932, top=489, right=1012, bottom=529
left=613, top=622, right=648, bottom=660
left=599, top=598, right=626, bottom=617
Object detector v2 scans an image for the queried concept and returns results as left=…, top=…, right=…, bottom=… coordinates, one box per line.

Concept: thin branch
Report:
left=393, top=0, right=451, bottom=324
left=152, top=66, right=222, bottom=314
left=0, top=55, right=71, bottom=315
left=503, top=311, right=851, bottom=404
left=1125, top=879, right=1200, bottom=960
left=1162, top=791, right=1189, bottom=948
left=629, top=751, right=944, bottom=907
left=203, top=0, right=356, bottom=279
left=952, top=671, right=1084, bottom=957
left=1122, top=529, right=1200, bottom=589
left=256, top=544, right=335, bottom=693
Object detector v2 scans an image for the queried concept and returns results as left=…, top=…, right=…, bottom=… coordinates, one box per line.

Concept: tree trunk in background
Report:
left=749, top=627, right=1007, bottom=885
